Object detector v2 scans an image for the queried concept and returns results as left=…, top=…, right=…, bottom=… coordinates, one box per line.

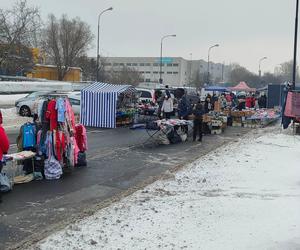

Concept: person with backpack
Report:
left=0, top=111, right=10, bottom=203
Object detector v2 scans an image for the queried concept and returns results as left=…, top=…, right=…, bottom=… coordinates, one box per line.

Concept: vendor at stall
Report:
left=0, top=110, right=10, bottom=203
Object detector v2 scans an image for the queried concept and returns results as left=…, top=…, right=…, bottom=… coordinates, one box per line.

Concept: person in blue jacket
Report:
left=178, top=95, right=190, bottom=120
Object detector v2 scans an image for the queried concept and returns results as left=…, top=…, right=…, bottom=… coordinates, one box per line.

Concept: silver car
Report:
left=15, top=91, right=81, bottom=117
left=15, top=91, right=52, bottom=116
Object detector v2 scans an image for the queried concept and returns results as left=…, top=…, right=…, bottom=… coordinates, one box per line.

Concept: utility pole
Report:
left=159, top=34, right=176, bottom=84
left=221, top=62, right=225, bottom=82
left=293, top=0, right=299, bottom=89
left=96, top=7, right=113, bottom=82
left=207, top=44, right=219, bottom=85
left=259, top=57, right=267, bottom=78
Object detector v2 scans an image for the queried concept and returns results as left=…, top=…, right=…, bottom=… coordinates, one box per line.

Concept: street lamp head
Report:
left=259, top=57, right=267, bottom=63
left=215, top=44, right=220, bottom=47
left=171, top=34, right=176, bottom=37
left=107, top=7, right=113, bottom=11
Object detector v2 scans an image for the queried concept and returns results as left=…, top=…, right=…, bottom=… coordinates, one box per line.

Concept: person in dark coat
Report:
left=178, top=95, right=190, bottom=120
left=258, top=94, right=267, bottom=108
left=193, top=101, right=204, bottom=142
left=204, top=96, right=212, bottom=114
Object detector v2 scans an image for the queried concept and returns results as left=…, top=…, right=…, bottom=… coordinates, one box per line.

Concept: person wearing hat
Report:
left=192, top=100, right=204, bottom=142
left=0, top=110, right=10, bottom=203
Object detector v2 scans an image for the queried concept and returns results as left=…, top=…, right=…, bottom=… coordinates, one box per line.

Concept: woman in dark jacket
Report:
left=193, top=101, right=204, bottom=142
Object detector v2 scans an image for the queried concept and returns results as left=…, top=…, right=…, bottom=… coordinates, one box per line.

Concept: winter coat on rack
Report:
left=46, top=99, right=58, bottom=131
left=75, top=124, right=88, bottom=152
left=0, top=126, right=9, bottom=161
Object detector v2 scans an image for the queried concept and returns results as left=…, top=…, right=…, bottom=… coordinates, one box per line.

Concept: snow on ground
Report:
left=1, top=108, right=31, bottom=131
left=35, top=129, right=300, bottom=250
left=0, top=94, right=27, bottom=106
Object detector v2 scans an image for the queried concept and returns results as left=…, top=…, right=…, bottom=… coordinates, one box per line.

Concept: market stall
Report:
left=204, top=86, right=229, bottom=92
left=229, top=81, right=256, bottom=92
left=80, top=82, right=137, bottom=128
left=3, top=95, right=88, bottom=187
left=144, top=119, right=193, bottom=145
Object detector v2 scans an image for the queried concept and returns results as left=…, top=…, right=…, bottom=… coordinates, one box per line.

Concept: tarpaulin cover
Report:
left=80, top=82, right=135, bottom=128
left=204, top=86, right=229, bottom=92
left=284, top=91, right=300, bottom=117
left=230, top=82, right=256, bottom=92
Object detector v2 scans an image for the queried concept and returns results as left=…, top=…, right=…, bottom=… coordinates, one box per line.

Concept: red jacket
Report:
left=0, top=126, right=9, bottom=160
left=245, top=97, right=252, bottom=108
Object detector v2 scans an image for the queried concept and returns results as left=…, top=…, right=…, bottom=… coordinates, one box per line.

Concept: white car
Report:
left=136, top=88, right=155, bottom=103
left=15, top=91, right=81, bottom=116
left=67, top=92, right=81, bottom=115
left=15, top=91, right=53, bottom=116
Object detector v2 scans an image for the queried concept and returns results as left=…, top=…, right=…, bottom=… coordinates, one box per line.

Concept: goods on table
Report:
left=245, top=108, right=281, bottom=127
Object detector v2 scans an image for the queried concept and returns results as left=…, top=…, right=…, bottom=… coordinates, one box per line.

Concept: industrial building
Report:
left=103, top=57, right=231, bottom=87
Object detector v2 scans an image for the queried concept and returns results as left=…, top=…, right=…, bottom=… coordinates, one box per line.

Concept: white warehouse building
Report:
left=102, top=57, right=231, bottom=87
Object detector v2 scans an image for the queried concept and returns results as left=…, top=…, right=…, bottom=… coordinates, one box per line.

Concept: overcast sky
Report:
left=2, top=0, right=297, bottom=73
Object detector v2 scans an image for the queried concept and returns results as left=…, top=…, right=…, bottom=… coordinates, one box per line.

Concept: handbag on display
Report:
left=76, top=152, right=87, bottom=167
left=44, top=155, right=63, bottom=180
left=0, top=173, right=12, bottom=192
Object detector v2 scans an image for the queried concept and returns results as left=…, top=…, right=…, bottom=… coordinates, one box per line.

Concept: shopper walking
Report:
left=0, top=111, right=10, bottom=203
left=193, top=101, right=204, bottom=142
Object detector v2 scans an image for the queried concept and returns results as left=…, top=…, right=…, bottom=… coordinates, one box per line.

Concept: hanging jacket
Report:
left=46, top=99, right=58, bottom=131
left=75, top=124, right=88, bottom=152
left=0, top=126, right=9, bottom=160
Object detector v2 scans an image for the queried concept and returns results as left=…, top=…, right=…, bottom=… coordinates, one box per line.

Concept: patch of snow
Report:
left=0, top=94, right=27, bottom=106
left=35, top=130, right=300, bottom=250
left=1, top=108, right=31, bottom=130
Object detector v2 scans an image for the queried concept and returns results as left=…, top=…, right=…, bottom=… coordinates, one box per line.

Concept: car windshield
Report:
left=26, top=91, right=48, bottom=98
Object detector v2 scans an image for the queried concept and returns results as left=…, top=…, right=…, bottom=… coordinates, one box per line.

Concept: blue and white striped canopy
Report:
left=80, top=82, right=135, bottom=128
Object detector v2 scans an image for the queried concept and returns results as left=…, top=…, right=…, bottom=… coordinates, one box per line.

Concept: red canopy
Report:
left=230, top=82, right=256, bottom=92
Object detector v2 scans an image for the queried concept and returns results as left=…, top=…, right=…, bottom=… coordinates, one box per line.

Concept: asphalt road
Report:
left=0, top=126, right=250, bottom=249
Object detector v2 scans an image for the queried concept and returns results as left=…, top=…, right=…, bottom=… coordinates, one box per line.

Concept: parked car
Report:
left=136, top=88, right=155, bottom=103
left=67, top=92, right=81, bottom=115
left=15, top=91, right=81, bottom=117
left=15, top=91, right=52, bottom=116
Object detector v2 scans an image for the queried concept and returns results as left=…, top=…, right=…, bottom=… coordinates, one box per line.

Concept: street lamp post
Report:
left=258, top=57, right=267, bottom=78
left=293, top=0, right=299, bottom=89
left=207, top=44, right=219, bottom=85
left=96, top=7, right=113, bottom=82
left=159, top=34, right=176, bottom=84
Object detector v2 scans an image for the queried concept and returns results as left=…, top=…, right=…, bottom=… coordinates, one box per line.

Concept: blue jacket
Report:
left=178, top=96, right=190, bottom=117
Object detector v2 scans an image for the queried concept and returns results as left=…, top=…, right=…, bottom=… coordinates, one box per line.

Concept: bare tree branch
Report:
left=42, top=14, right=94, bottom=80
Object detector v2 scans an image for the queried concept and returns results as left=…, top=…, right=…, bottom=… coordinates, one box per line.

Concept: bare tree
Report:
left=107, top=66, right=143, bottom=86
left=76, top=56, right=108, bottom=82
left=0, top=0, right=41, bottom=75
left=191, top=69, right=206, bottom=89
left=42, top=14, right=94, bottom=81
